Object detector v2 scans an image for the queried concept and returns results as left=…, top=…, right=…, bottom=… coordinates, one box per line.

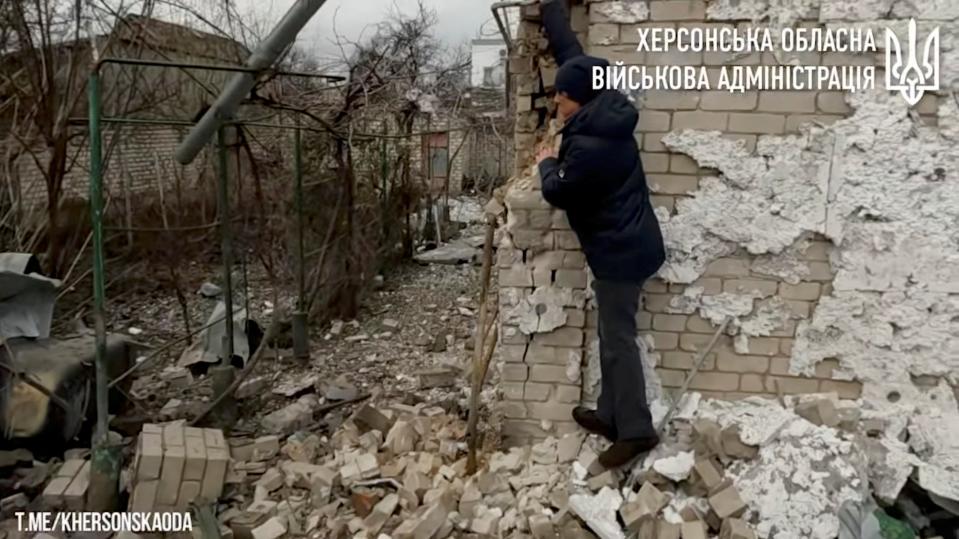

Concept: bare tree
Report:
left=253, top=2, right=469, bottom=320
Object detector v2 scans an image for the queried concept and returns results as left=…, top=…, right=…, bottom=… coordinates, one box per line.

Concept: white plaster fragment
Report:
left=567, top=487, right=625, bottom=539
left=864, top=436, right=919, bottom=504
left=891, top=0, right=959, bottom=19
left=696, top=397, right=795, bottom=446
left=819, top=0, right=894, bottom=21
left=707, top=0, right=820, bottom=25
left=734, top=419, right=868, bottom=539
left=667, top=288, right=791, bottom=353
left=751, top=241, right=811, bottom=285
left=592, top=0, right=650, bottom=24
left=652, top=451, right=695, bottom=482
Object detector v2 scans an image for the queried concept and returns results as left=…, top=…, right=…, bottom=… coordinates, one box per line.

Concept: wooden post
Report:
left=466, top=214, right=497, bottom=475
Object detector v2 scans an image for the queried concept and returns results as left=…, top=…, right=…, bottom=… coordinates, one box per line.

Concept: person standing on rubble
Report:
left=535, top=0, right=667, bottom=469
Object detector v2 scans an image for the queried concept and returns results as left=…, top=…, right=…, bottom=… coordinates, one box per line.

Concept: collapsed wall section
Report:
left=497, top=0, right=959, bottom=446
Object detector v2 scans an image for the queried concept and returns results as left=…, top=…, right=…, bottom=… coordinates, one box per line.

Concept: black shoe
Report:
left=572, top=406, right=617, bottom=441
left=597, top=436, right=660, bottom=469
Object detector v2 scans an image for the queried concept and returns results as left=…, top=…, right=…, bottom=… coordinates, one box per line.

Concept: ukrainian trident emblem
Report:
left=885, top=19, right=940, bottom=107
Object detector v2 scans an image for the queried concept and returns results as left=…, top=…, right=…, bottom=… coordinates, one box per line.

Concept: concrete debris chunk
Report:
left=795, top=399, right=840, bottom=428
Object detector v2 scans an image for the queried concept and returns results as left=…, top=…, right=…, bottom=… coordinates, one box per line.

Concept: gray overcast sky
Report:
left=236, top=0, right=502, bottom=65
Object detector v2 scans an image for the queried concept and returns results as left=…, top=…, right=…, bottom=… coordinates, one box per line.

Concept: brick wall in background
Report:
left=493, top=0, right=959, bottom=444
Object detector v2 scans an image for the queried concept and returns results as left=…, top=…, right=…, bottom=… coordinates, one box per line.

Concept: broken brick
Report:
left=251, top=436, right=280, bottom=461
left=692, top=419, right=726, bottom=460
left=416, top=368, right=459, bottom=389
left=529, top=513, right=556, bottom=539
left=720, top=518, right=757, bottom=539
left=363, top=493, right=399, bottom=535
left=709, top=484, right=747, bottom=520
left=393, top=502, right=448, bottom=539
left=692, top=457, right=725, bottom=492
left=657, top=521, right=681, bottom=539
left=681, top=520, right=708, bottom=539
left=720, top=426, right=758, bottom=460
left=354, top=405, right=395, bottom=434
left=620, top=482, right=668, bottom=532
left=795, top=399, right=840, bottom=428
left=351, top=491, right=380, bottom=518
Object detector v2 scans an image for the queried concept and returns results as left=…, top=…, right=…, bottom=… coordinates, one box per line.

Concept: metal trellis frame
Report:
left=84, top=54, right=343, bottom=508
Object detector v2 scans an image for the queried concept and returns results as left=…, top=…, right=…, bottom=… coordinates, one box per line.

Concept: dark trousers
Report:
left=593, top=279, right=656, bottom=440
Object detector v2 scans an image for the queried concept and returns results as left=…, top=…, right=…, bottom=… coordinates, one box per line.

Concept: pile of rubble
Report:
left=189, top=387, right=954, bottom=538
left=7, top=379, right=957, bottom=538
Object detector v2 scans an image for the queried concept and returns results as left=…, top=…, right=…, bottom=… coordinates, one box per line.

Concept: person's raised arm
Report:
left=541, top=0, right=583, bottom=65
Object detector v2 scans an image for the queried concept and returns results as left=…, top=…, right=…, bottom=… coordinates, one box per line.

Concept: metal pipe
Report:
left=217, top=127, right=235, bottom=365
left=98, top=57, right=344, bottom=80
left=175, top=0, right=330, bottom=165
left=490, top=0, right=535, bottom=51
left=87, top=71, right=109, bottom=442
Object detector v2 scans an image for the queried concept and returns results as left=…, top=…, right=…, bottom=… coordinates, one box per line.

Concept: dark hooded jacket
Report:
left=537, top=1, right=665, bottom=283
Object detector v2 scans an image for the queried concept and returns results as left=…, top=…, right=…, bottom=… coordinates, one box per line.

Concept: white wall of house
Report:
left=470, top=39, right=507, bottom=88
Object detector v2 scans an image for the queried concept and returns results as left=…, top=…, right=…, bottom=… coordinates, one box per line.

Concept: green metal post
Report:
left=210, top=126, right=239, bottom=430
left=87, top=68, right=119, bottom=511
left=217, top=127, right=235, bottom=365
left=294, top=126, right=306, bottom=310
left=291, top=124, right=310, bottom=360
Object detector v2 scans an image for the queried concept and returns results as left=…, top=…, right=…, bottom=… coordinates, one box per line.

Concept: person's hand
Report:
left=536, top=147, right=557, bottom=164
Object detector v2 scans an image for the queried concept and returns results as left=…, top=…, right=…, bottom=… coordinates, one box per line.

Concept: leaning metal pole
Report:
left=87, top=68, right=120, bottom=511
left=174, top=0, right=330, bottom=165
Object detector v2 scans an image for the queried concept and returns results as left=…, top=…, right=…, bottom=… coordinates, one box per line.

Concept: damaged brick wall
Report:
left=498, top=0, right=959, bottom=445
